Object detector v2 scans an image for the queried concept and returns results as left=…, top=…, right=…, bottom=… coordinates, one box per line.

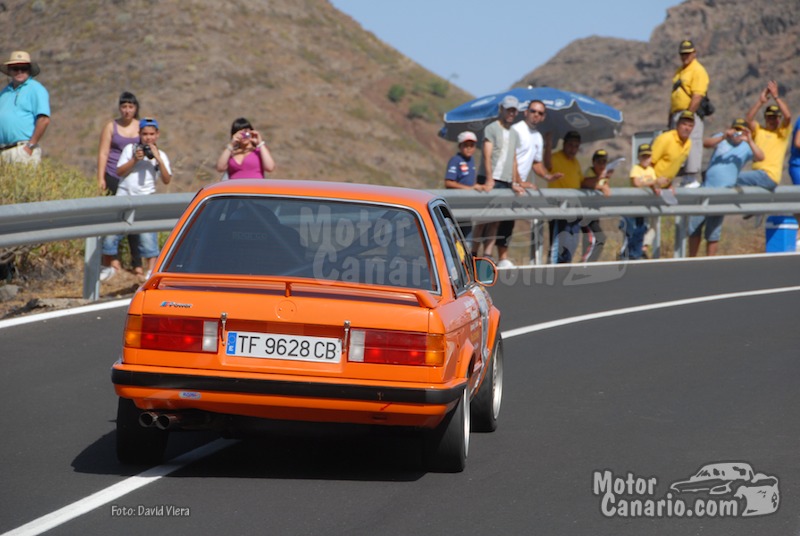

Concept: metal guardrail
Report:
left=2, top=186, right=800, bottom=300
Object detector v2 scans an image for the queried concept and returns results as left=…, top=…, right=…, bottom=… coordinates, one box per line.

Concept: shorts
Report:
left=103, top=232, right=159, bottom=259
left=688, top=215, right=724, bottom=242
left=0, top=142, right=42, bottom=165
left=736, top=170, right=777, bottom=191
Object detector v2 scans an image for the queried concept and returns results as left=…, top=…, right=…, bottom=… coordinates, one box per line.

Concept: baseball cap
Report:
left=457, top=131, right=477, bottom=144
left=679, top=40, right=696, bottom=54
left=139, top=117, right=159, bottom=129
left=637, top=143, right=652, bottom=156
left=765, top=105, right=781, bottom=117
left=731, top=118, right=747, bottom=130
left=592, top=149, right=608, bottom=161
left=563, top=130, right=581, bottom=142
left=677, top=110, right=695, bottom=122
left=500, top=95, right=520, bottom=110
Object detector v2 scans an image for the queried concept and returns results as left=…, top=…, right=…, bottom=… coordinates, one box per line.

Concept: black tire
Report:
left=471, top=335, right=503, bottom=432
left=116, top=397, right=169, bottom=465
left=424, top=388, right=469, bottom=473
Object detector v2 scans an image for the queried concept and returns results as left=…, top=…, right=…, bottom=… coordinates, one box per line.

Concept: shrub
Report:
left=407, top=102, right=430, bottom=120
left=387, top=84, right=406, bottom=103
left=429, top=80, right=449, bottom=98
left=0, top=159, right=96, bottom=271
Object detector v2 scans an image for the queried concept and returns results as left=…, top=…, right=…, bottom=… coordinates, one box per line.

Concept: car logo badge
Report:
left=160, top=301, right=192, bottom=308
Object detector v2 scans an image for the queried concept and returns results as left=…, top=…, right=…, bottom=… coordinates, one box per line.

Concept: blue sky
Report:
left=330, top=0, right=680, bottom=98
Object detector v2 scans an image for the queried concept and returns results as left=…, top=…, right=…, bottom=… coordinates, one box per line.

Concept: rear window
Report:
left=163, top=195, right=435, bottom=291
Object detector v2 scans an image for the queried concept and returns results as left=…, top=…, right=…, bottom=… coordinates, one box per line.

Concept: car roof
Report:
left=200, top=180, right=440, bottom=211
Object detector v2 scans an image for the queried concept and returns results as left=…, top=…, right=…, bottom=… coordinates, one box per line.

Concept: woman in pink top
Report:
left=215, top=117, right=276, bottom=179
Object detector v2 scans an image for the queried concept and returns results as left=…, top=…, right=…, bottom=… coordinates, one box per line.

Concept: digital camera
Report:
left=138, top=143, right=155, bottom=159
left=241, top=131, right=251, bottom=140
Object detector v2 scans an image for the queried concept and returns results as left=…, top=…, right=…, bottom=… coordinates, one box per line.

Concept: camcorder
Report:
left=137, top=143, right=155, bottom=159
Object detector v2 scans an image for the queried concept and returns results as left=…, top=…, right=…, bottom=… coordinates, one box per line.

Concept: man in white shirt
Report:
left=513, top=100, right=561, bottom=263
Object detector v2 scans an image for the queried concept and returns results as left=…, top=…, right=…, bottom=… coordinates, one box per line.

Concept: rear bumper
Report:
left=111, top=366, right=466, bottom=427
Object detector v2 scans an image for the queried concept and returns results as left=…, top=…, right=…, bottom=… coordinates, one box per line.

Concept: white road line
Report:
left=0, top=299, right=131, bottom=330
left=502, top=285, right=800, bottom=339
left=1, top=439, right=237, bottom=536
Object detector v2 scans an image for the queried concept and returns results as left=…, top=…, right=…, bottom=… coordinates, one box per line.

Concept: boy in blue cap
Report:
left=101, top=117, right=172, bottom=281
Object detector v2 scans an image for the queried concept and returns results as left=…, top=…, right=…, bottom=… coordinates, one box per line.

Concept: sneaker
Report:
left=497, top=259, right=515, bottom=268
left=145, top=270, right=152, bottom=279
left=99, top=266, right=117, bottom=282
left=682, top=179, right=701, bottom=188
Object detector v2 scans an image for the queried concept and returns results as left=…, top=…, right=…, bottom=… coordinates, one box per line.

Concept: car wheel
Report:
left=424, top=388, right=469, bottom=473
left=116, top=397, right=168, bottom=465
left=471, top=335, right=503, bottom=432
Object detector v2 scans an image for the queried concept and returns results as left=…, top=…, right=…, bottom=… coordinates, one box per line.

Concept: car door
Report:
left=430, top=203, right=487, bottom=386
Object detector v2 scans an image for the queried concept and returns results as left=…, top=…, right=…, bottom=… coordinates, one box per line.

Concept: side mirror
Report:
left=474, top=257, right=497, bottom=286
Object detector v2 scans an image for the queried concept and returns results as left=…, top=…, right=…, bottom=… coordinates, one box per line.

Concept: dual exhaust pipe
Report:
left=139, top=411, right=204, bottom=430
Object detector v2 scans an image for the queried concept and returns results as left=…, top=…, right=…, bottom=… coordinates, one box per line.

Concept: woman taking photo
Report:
left=215, top=117, right=276, bottom=179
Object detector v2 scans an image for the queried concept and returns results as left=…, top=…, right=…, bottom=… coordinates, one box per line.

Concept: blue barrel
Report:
left=765, top=215, right=798, bottom=253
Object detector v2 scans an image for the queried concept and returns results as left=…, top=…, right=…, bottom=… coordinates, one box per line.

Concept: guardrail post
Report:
left=530, top=219, right=545, bottom=265
left=83, top=236, right=101, bottom=301
left=673, top=216, right=688, bottom=258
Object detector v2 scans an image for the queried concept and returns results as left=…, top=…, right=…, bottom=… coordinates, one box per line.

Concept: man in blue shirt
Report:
left=688, top=118, right=764, bottom=256
left=0, top=51, right=50, bottom=165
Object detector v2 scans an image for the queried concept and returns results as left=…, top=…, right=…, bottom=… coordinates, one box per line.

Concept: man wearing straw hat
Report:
left=0, top=50, right=50, bottom=165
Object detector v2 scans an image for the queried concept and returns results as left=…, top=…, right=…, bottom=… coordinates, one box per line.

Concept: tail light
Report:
left=348, top=329, right=445, bottom=366
left=124, top=315, right=218, bottom=352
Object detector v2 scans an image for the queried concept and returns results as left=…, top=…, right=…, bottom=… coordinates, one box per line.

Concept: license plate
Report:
left=225, top=331, right=342, bottom=363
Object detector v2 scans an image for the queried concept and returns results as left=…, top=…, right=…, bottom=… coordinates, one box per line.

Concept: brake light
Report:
left=348, top=329, right=445, bottom=366
left=124, top=315, right=218, bottom=352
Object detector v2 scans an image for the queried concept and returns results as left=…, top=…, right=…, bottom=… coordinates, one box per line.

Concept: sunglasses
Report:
left=528, top=109, right=545, bottom=116
left=9, top=65, right=30, bottom=72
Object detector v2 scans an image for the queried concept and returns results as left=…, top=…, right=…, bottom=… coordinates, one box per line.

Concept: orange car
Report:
left=112, top=180, right=503, bottom=472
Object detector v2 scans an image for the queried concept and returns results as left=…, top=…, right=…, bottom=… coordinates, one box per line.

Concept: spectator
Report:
left=216, top=117, right=275, bottom=179
left=669, top=39, right=709, bottom=187
left=475, top=95, right=523, bottom=264
left=101, top=118, right=172, bottom=281
left=546, top=130, right=583, bottom=264
left=620, top=144, right=657, bottom=260
left=513, top=100, right=562, bottom=263
left=0, top=50, right=50, bottom=165
left=652, top=110, right=695, bottom=189
left=97, top=92, right=140, bottom=194
left=445, top=130, right=483, bottom=243
left=791, top=114, right=800, bottom=185
left=688, top=119, right=764, bottom=257
left=580, top=149, right=612, bottom=262
left=97, top=91, right=142, bottom=276
left=736, top=81, right=792, bottom=191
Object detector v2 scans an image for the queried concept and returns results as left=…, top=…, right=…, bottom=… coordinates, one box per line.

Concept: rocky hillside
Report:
left=0, top=0, right=470, bottom=191
left=516, top=0, right=800, bottom=177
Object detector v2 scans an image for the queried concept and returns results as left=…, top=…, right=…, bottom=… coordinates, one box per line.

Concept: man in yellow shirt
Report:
left=545, top=131, right=583, bottom=263
left=652, top=111, right=695, bottom=188
left=669, top=40, right=709, bottom=187
left=736, top=80, right=792, bottom=191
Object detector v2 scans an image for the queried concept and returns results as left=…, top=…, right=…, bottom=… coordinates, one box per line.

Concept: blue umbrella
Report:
left=440, top=86, right=623, bottom=143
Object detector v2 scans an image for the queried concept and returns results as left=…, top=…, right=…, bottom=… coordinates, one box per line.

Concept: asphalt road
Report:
left=1, top=255, right=799, bottom=535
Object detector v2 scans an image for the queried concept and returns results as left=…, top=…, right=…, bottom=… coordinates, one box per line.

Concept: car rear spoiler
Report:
left=142, top=273, right=441, bottom=309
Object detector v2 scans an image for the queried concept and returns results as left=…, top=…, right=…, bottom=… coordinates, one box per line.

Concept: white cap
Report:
left=500, top=95, right=520, bottom=110
left=457, top=131, right=477, bottom=144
